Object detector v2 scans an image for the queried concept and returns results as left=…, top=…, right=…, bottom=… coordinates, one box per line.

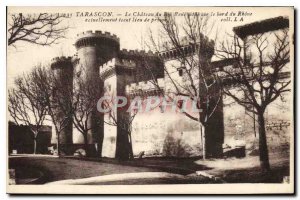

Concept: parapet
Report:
left=99, top=57, right=137, bottom=80
left=76, top=30, right=119, bottom=42
left=125, top=78, right=164, bottom=94
left=118, top=48, right=158, bottom=59
left=51, top=56, right=73, bottom=70
left=75, top=30, right=120, bottom=49
left=158, top=35, right=215, bottom=61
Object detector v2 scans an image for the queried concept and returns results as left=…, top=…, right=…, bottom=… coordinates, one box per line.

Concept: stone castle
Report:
left=50, top=28, right=224, bottom=158
left=50, top=16, right=290, bottom=159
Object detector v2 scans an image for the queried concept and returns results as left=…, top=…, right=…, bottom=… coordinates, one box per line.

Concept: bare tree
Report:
left=8, top=13, right=69, bottom=47
left=216, top=28, right=290, bottom=171
left=72, top=72, right=103, bottom=157
left=29, top=66, right=73, bottom=156
left=8, top=68, right=48, bottom=154
left=146, top=13, right=222, bottom=159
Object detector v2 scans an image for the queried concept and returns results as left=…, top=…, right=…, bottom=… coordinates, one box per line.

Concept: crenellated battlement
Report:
left=51, top=56, right=73, bottom=70
left=99, top=57, right=137, bottom=80
left=51, top=56, right=72, bottom=63
left=158, top=34, right=215, bottom=61
left=76, top=30, right=120, bottom=43
left=100, top=57, right=136, bottom=70
left=119, top=48, right=157, bottom=58
left=125, top=78, right=164, bottom=95
left=75, top=30, right=120, bottom=50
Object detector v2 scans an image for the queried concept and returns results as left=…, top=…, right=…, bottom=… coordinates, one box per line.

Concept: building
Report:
left=50, top=16, right=291, bottom=158
left=8, top=121, right=52, bottom=154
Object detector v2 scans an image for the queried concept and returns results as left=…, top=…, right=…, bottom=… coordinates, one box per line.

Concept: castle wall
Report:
left=131, top=108, right=202, bottom=157
left=102, top=75, right=117, bottom=158
left=163, top=57, right=225, bottom=158
left=100, top=56, right=136, bottom=158
left=98, top=45, right=225, bottom=158
left=77, top=46, right=100, bottom=80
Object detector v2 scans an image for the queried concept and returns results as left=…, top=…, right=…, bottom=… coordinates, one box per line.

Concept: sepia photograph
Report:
left=6, top=6, right=294, bottom=194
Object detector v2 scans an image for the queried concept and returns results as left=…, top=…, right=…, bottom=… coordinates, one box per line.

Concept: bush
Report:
left=162, top=133, right=193, bottom=157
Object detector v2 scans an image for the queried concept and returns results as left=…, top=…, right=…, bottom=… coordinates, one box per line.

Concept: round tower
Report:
left=75, top=30, right=120, bottom=157
left=75, top=30, right=120, bottom=81
left=50, top=56, right=74, bottom=155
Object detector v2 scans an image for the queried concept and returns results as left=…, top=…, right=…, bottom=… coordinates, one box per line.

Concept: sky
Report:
left=7, top=7, right=294, bottom=89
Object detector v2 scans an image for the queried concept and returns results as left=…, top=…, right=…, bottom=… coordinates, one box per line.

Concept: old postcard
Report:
left=7, top=6, right=294, bottom=194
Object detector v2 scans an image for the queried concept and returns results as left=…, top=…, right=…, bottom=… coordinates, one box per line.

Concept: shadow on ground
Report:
left=9, top=152, right=290, bottom=184
left=9, top=156, right=211, bottom=184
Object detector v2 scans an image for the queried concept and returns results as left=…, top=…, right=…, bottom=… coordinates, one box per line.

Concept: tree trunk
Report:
left=199, top=95, right=224, bottom=159
left=97, top=131, right=104, bottom=157
left=253, top=111, right=256, bottom=137
left=57, top=131, right=60, bottom=157
left=83, top=132, right=89, bottom=157
left=128, top=132, right=134, bottom=159
left=201, top=125, right=206, bottom=160
left=258, top=112, right=271, bottom=172
left=115, top=128, right=130, bottom=161
left=33, top=138, right=37, bottom=154
left=32, top=130, right=38, bottom=154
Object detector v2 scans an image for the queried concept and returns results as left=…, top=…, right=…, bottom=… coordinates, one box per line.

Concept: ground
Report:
left=196, top=152, right=290, bottom=183
left=9, top=156, right=215, bottom=184
left=9, top=151, right=290, bottom=185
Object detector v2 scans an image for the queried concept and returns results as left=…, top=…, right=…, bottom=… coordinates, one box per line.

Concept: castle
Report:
left=50, top=28, right=224, bottom=159
left=50, top=16, right=290, bottom=159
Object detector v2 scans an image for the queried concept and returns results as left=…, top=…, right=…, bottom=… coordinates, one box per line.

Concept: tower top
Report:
left=99, top=57, right=136, bottom=80
left=75, top=30, right=120, bottom=50
left=51, top=56, right=73, bottom=70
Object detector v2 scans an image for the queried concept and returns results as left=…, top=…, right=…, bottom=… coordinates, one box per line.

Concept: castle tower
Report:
left=159, top=34, right=225, bottom=158
left=50, top=56, right=74, bottom=155
left=75, top=31, right=120, bottom=79
left=100, top=57, right=136, bottom=160
left=100, top=50, right=163, bottom=160
left=75, top=31, right=120, bottom=156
